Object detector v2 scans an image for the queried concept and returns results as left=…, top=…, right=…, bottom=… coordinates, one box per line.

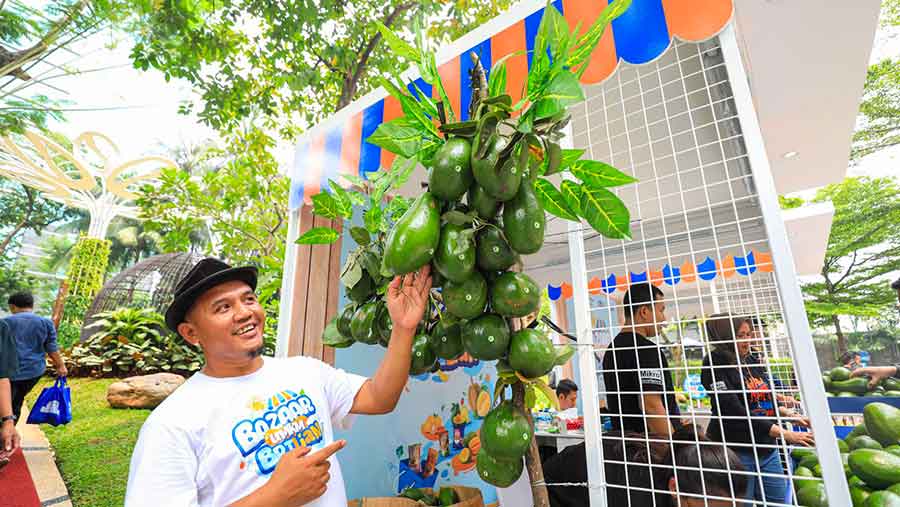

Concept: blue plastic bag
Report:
left=26, top=377, right=72, bottom=426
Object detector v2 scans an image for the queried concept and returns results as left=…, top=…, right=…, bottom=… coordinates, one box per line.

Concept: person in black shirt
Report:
left=701, top=313, right=813, bottom=504
left=602, top=283, right=680, bottom=436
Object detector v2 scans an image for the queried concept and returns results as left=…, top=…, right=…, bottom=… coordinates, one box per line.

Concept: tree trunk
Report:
left=832, top=314, right=847, bottom=356
left=0, top=218, right=28, bottom=258
left=513, top=382, right=550, bottom=507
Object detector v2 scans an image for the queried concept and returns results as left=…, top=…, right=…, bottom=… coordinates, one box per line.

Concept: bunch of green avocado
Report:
left=791, top=402, right=900, bottom=507
left=398, top=486, right=459, bottom=506
left=322, top=81, right=571, bottom=489
left=822, top=367, right=900, bottom=398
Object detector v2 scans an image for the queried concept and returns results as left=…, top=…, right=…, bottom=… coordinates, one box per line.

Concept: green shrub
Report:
left=67, top=307, right=203, bottom=377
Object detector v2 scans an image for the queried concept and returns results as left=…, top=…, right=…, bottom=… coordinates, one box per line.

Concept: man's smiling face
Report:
left=177, top=280, right=266, bottom=363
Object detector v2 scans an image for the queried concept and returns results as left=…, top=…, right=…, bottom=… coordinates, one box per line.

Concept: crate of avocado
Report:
left=824, top=367, right=900, bottom=414
left=349, top=486, right=484, bottom=507
left=790, top=402, right=900, bottom=507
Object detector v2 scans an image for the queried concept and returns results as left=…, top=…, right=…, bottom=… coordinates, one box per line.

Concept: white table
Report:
left=535, top=430, right=585, bottom=452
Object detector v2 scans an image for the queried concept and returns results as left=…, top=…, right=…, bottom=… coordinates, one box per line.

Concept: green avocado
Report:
left=833, top=378, right=871, bottom=395
left=850, top=436, right=884, bottom=451
left=476, top=227, right=516, bottom=272
left=443, top=272, right=487, bottom=319
left=490, top=271, right=540, bottom=317
left=849, top=423, right=870, bottom=440
left=382, top=192, right=440, bottom=276
left=376, top=302, right=393, bottom=347
left=467, top=184, right=500, bottom=220
left=429, top=319, right=464, bottom=360
left=461, top=313, right=511, bottom=361
left=429, top=137, right=473, bottom=202
left=797, top=483, right=827, bottom=507
left=852, top=486, right=872, bottom=507
left=831, top=367, right=853, bottom=381
left=793, top=466, right=817, bottom=491
left=322, top=318, right=355, bottom=348
left=849, top=448, right=900, bottom=489
left=883, top=378, right=900, bottom=391
left=508, top=328, right=556, bottom=379
left=502, top=181, right=545, bottom=255
left=864, top=402, right=900, bottom=447
left=472, top=136, right=522, bottom=202
left=409, top=334, right=437, bottom=375
left=480, top=401, right=533, bottom=460
left=433, top=223, right=476, bottom=283
left=476, top=450, right=523, bottom=488
left=351, top=301, right=381, bottom=345
left=336, top=304, right=356, bottom=338
left=348, top=271, right=374, bottom=303
left=866, top=491, right=900, bottom=507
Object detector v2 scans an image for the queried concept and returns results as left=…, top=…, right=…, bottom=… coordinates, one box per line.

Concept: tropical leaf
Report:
left=379, top=77, right=440, bottom=139
left=534, top=179, right=578, bottom=221
left=296, top=227, right=340, bottom=245
left=350, top=226, right=370, bottom=246
left=580, top=187, right=631, bottom=239
left=560, top=180, right=583, bottom=215
left=311, top=192, right=341, bottom=219
left=559, top=148, right=585, bottom=172
left=572, top=160, right=638, bottom=187
left=553, top=344, right=575, bottom=366
left=568, top=0, right=633, bottom=76
left=532, top=72, right=584, bottom=120
left=367, top=117, right=424, bottom=159
left=326, top=180, right=352, bottom=218
left=375, top=22, right=420, bottom=62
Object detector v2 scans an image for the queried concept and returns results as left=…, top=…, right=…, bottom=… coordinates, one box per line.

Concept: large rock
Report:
left=107, top=373, right=186, bottom=409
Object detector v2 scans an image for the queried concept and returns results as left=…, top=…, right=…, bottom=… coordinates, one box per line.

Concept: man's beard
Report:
left=247, top=344, right=266, bottom=359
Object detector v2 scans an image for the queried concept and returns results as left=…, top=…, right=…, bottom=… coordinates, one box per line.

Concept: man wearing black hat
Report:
left=125, top=258, right=432, bottom=507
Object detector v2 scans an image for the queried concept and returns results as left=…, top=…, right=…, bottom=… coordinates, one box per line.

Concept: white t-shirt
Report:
left=125, top=356, right=368, bottom=507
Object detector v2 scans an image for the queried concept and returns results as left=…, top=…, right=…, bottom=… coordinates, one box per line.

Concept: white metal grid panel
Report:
left=557, top=31, right=849, bottom=507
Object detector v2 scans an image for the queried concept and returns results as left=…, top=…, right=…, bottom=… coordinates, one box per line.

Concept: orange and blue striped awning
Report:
left=290, top=0, right=734, bottom=209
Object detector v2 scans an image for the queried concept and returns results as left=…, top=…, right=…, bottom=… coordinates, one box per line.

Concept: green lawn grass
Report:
left=26, top=377, right=150, bottom=507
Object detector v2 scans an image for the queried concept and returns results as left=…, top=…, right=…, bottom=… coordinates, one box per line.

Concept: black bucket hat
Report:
left=165, top=257, right=258, bottom=336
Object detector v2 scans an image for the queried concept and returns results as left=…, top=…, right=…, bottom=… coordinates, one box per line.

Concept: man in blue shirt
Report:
left=5, top=292, right=67, bottom=422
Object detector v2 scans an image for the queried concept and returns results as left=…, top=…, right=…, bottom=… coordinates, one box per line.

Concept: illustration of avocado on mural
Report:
left=296, top=0, right=636, bottom=500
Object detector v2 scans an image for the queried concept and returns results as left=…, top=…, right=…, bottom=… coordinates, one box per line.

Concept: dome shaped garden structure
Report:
left=80, top=252, right=204, bottom=341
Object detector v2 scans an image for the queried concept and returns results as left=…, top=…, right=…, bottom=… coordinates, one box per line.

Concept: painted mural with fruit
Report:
left=302, top=1, right=635, bottom=502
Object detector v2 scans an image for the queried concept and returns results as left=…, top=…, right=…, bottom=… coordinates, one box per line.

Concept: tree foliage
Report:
left=136, top=127, right=289, bottom=301
left=801, top=177, right=900, bottom=354
left=0, top=178, right=74, bottom=258
left=125, top=0, right=511, bottom=136
left=0, top=0, right=133, bottom=133
left=852, top=58, right=900, bottom=160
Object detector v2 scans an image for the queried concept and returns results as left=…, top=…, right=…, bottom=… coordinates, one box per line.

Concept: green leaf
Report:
left=553, top=344, right=575, bottom=366
left=341, top=173, right=366, bottom=188
left=367, top=117, right=424, bottom=159
left=559, top=148, right=585, bottom=172
left=580, top=187, right=632, bottom=239
left=442, top=210, right=475, bottom=226
left=534, top=179, right=578, bottom=221
left=572, top=160, right=638, bottom=187
left=379, top=76, right=440, bottom=139
left=422, top=53, right=456, bottom=123
left=568, top=0, right=633, bottom=76
left=311, top=192, right=341, bottom=219
left=364, top=205, right=384, bottom=234
left=532, top=72, right=585, bottom=120
left=534, top=378, right=560, bottom=411
left=387, top=196, right=413, bottom=219
left=541, top=5, right=570, bottom=59
left=327, top=180, right=352, bottom=218
left=390, top=156, right=418, bottom=190
left=296, top=227, right=340, bottom=245
left=375, top=22, right=420, bottom=62
left=560, top=180, right=583, bottom=215
left=350, top=226, right=370, bottom=246
left=524, top=385, right=537, bottom=410
left=487, top=62, right=508, bottom=98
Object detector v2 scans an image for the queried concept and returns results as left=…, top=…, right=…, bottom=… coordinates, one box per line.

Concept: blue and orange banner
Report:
left=546, top=249, right=773, bottom=301
left=289, top=0, right=734, bottom=208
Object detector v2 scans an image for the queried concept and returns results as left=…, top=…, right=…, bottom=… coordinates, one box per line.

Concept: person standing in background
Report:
left=0, top=319, right=20, bottom=469
left=555, top=379, right=579, bottom=411
left=4, top=292, right=67, bottom=423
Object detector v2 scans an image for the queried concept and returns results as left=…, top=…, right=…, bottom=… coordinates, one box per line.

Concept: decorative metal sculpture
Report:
left=80, top=252, right=204, bottom=340
left=0, top=130, right=175, bottom=238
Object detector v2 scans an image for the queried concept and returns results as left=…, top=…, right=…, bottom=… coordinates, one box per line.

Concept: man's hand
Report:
left=235, top=440, right=346, bottom=507
left=1, top=420, right=20, bottom=453
left=851, top=366, right=899, bottom=390
left=386, top=265, right=432, bottom=333
left=57, top=365, right=68, bottom=378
